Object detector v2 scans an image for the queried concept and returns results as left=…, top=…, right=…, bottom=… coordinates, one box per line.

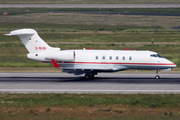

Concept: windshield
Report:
left=156, top=54, right=164, bottom=58
left=150, top=54, right=157, bottom=57
left=150, top=54, right=164, bottom=58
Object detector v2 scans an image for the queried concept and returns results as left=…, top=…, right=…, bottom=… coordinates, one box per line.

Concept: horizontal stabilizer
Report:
left=5, top=33, right=33, bottom=36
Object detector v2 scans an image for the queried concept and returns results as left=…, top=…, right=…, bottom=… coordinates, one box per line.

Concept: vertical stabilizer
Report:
left=5, top=29, right=60, bottom=53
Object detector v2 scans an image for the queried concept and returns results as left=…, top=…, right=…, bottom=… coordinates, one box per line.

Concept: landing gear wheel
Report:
left=84, top=72, right=97, bottom=79
left=84, top=74, right=90, bottom=79
left=155, top=75, right=160, bottom=79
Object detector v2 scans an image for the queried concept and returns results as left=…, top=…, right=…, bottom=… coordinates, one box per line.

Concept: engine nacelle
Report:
left=45, top=51, right=75, bottom=61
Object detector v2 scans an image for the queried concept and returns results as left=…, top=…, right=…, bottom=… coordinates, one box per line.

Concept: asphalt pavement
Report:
left=0, top=73, right=180, bottom=94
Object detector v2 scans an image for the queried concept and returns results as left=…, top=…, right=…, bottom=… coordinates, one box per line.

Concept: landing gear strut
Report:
left=84, top=72, right=97, bottom=79
left=155, top=69, right=160, bottom=79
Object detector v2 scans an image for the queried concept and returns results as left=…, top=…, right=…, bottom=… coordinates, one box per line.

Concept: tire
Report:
left=155, top=75, right=160, bottom=79
left=84, top=74, right=90, bottom=79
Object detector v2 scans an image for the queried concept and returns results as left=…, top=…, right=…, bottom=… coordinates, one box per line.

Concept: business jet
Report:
left=5, top=29, right=176, bottom=79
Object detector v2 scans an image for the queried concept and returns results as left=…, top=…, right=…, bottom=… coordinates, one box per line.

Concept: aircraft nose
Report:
left=168, top=61, right=177, bottom=68
left=162, top=59, right=177, bottom=68
left=172, top=63, right=177, bottom=68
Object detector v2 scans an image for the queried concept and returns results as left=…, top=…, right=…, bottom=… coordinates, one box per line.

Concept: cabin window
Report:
left=109, top=56, right=112, bottom=60
left=116, top=56, right=119, bottom=60
left=96, top=56, right=98, bottom=60
left=129, top=56, right=132, bottom=60
left=123, top=56, right=125, bottom=60
left=102, top=56, right=105, bottom=60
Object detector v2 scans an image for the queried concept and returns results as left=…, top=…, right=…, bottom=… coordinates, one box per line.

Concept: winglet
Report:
left=51, top=59, right=61, bottom=68
left=126, top=48, right=129, bottom=51
left=89, top=47, right=93, bottom=50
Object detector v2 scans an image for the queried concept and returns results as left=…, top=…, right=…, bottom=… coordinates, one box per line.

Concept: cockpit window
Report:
left=150, top=54, right=164, bottom=58
left=150, top=54, right=157, bottom=57
left=156, top=54, right=164, bottom=58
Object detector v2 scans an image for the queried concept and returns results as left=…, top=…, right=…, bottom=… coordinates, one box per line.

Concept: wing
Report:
left=51, top=59, right=128, bottom=75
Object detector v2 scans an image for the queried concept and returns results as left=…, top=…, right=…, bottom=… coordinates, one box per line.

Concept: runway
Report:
left=0, top=73, right=180, bottom=94
left=1, top=4, right=180, bottom=8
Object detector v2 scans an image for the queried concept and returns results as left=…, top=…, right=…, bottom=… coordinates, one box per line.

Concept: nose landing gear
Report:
left=155, top=69, right=160, bottom=79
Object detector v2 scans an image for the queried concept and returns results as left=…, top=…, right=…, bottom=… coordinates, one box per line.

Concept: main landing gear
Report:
left=84, top=72, right=97, bottom=79
left=155, top=69, right=160, bottom=79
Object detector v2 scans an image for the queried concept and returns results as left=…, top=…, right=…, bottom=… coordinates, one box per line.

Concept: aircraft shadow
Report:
left=0, top=77, right=180, bottom=84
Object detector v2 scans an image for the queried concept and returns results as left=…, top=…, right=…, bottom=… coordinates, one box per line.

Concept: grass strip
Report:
left=0, top=22, right=162, bottom=32
left=0, top=93, right=180, bottom=119
left=2, top=30, right=180, bottom=43
left=0, top=93, right=179, bottom=107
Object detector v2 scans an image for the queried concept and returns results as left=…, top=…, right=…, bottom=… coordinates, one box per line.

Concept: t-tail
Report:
left=5, top=29, right=60, bottom=61
left=5, top=29, right=60, bottom=53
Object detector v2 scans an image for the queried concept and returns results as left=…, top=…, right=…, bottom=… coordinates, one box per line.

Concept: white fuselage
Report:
left=6, top=29, right=176, bottom=78
left=27, top=49, right=176, bottom=72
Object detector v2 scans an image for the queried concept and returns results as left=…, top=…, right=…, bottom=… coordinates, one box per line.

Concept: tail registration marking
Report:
left=35, top=47, right=46, bottom=50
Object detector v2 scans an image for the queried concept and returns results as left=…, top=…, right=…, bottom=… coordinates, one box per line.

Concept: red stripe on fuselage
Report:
left=42, top=61, right=175, bottom=66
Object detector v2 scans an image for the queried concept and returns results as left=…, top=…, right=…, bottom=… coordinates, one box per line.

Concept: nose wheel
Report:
left=155, top=75, right=160, bottom=79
